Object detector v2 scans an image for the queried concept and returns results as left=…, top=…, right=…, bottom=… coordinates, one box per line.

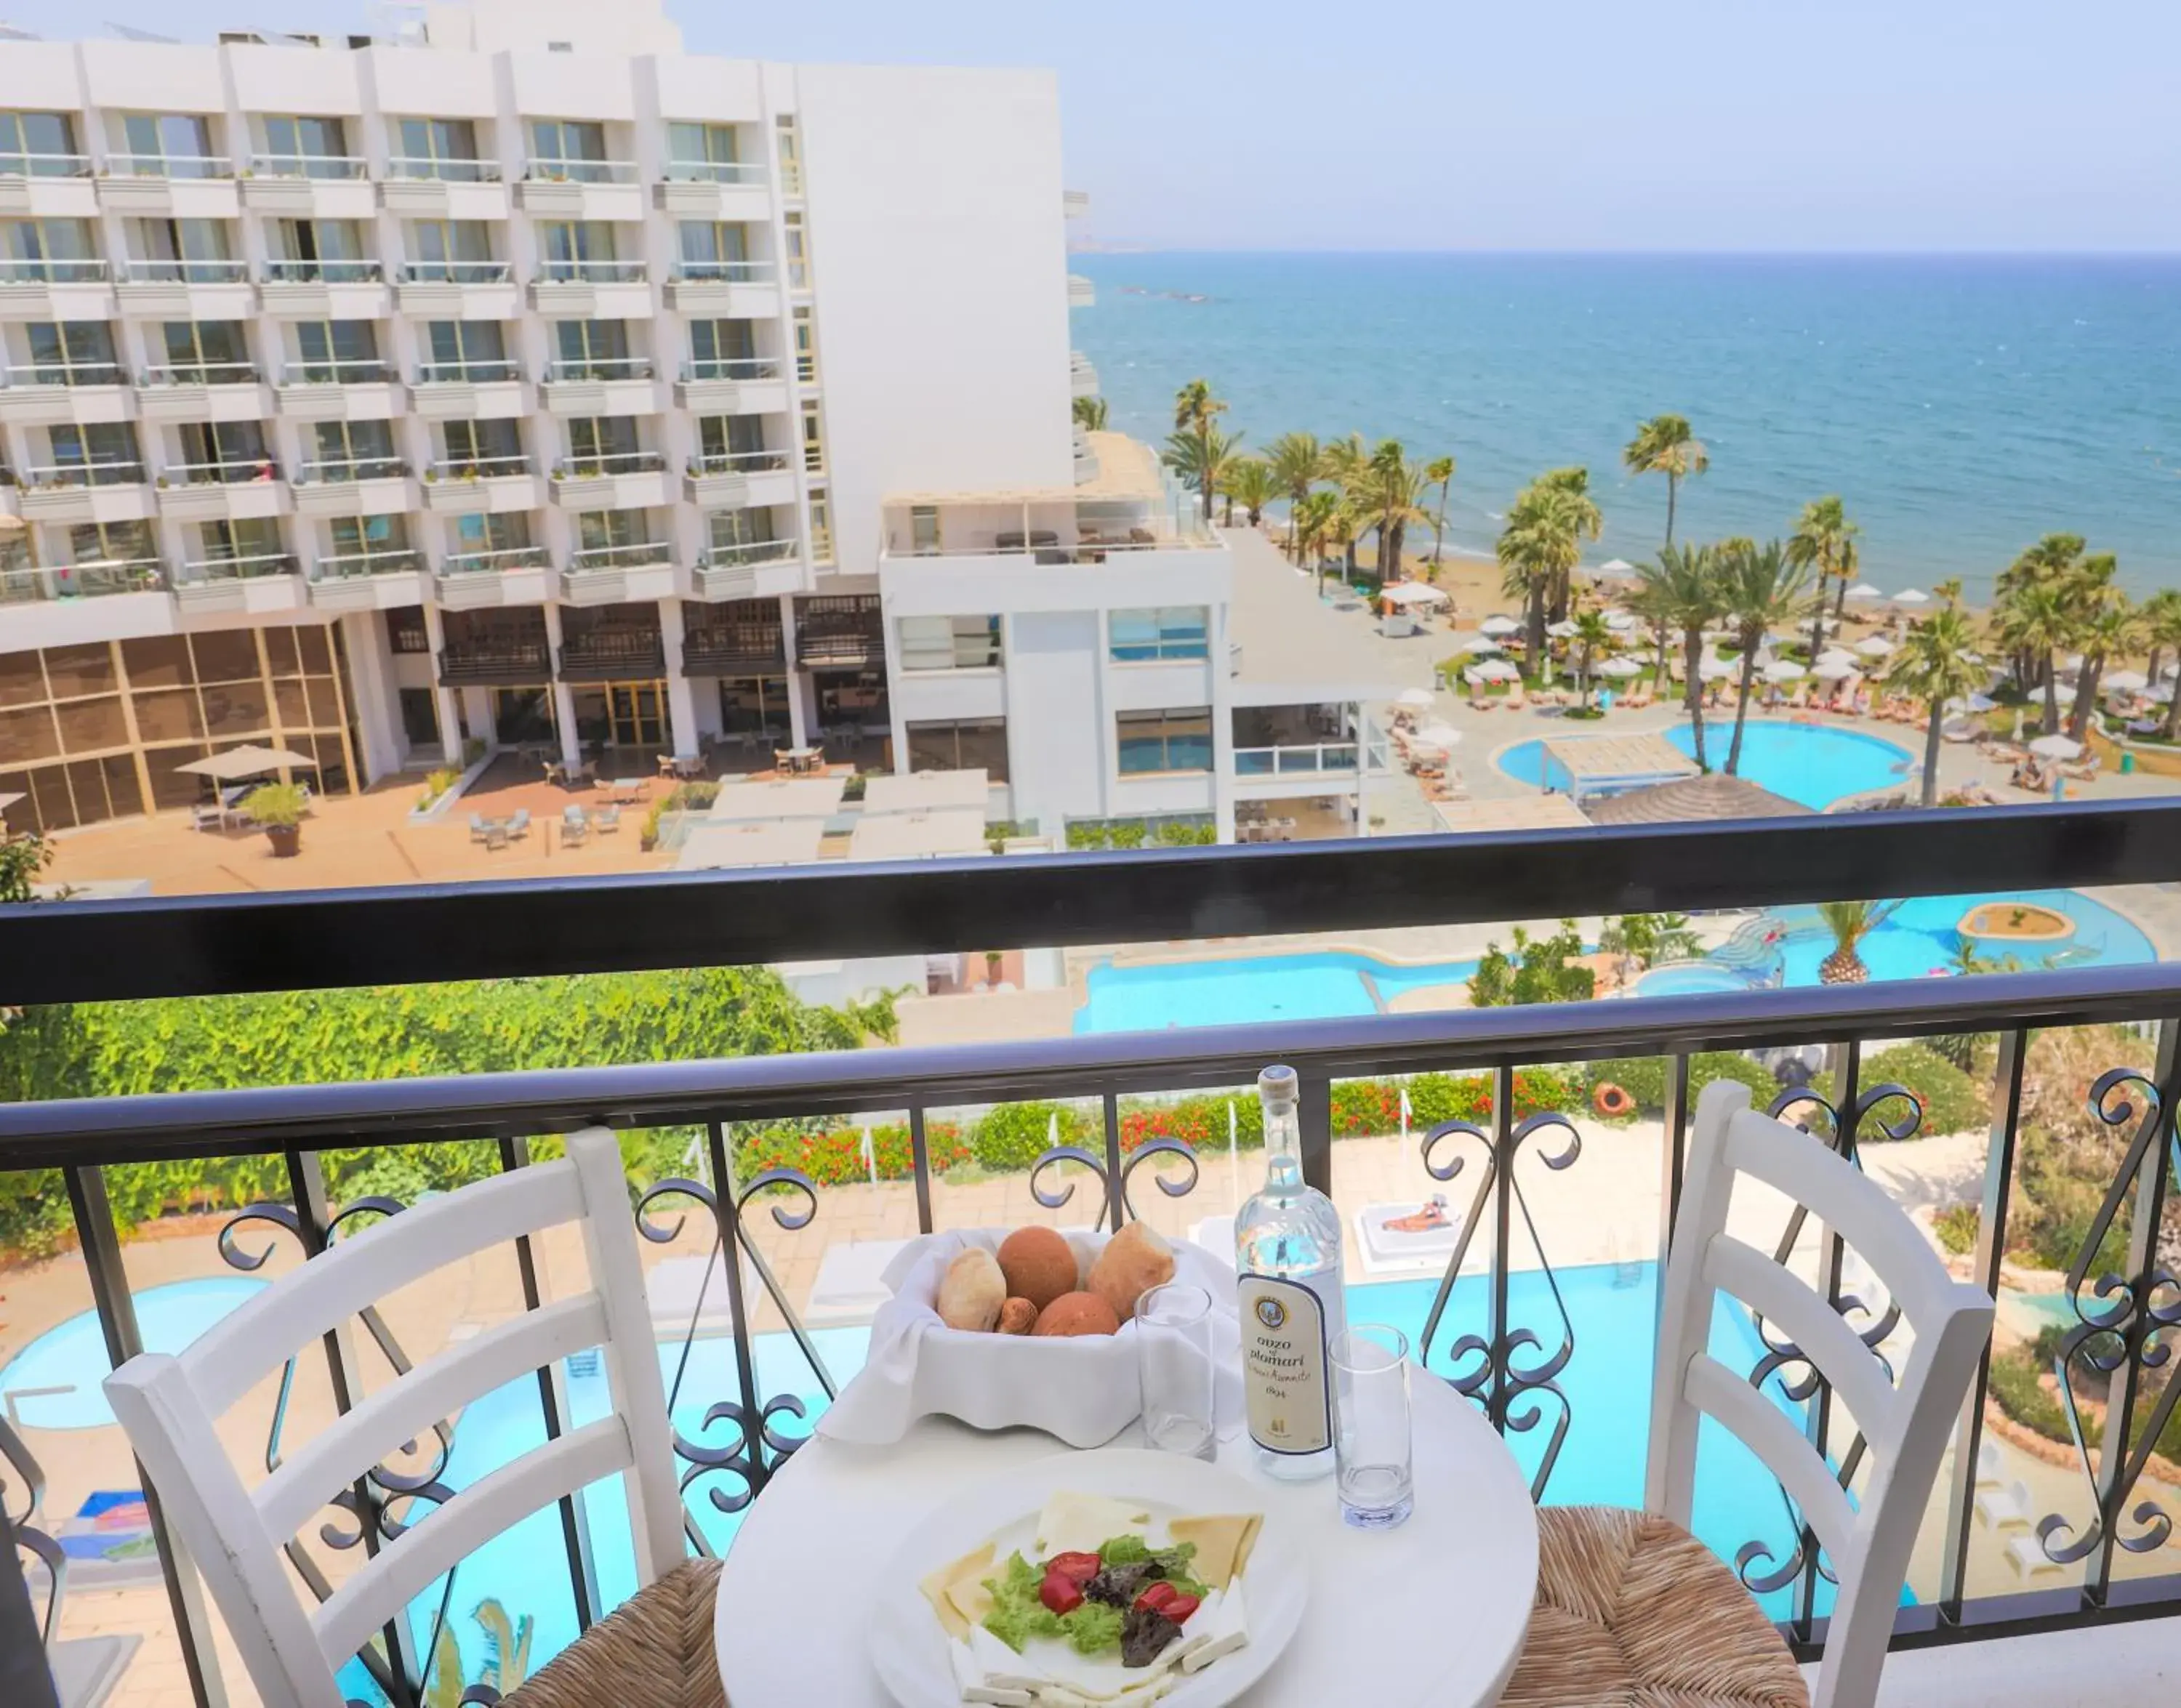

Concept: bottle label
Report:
left=1237, top=1273, right=1331, bottom=1455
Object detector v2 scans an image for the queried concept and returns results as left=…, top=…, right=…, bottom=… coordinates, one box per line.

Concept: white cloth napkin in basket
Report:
left=818, top=1226, right=1244, bottom=1449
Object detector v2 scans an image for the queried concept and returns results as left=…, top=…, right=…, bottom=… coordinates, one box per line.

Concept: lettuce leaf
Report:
left=981, top=1552, right=1062, bottom=1653
left=1060, top=1601, right=1124, bottom=1654
left=1096, top=1536, right=1205, bottom=1597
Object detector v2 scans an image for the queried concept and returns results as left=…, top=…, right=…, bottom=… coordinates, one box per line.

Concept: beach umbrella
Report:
left=2028, top=733, right=2082, bottom=760
left=174, top=744, right=318, bottom=781
left=1596, top=656, right=1642, bottom=678
left=1604, top=613, right=1636, bottom=634
left=1855, top=635, right=1895, bottom=658
left=1396, top=687, right=1436, bottom=709
left=1546, top=619, right=1579, bottom=639
left=1698, top=654, right=1737, bottom=680
left=2148, top=682, right=2175, bottom=704
left=1943, top=692, right=1997, bottom=714
left=1891, top=588, right=1930, bottom=606
left=1411, top=721, right=1464, bottom=751
left=1764, top=659, right=1807, bottom=683
left=1469, top=658, right=1519, bottom=682
left=2102, top=669, right=2148, bottom=694
left=1596, top=559, right=1635, bottom=576
left=1815, top=647, right=1857, bottom=668
left=1814, top=658, right=1857, bottom=680
left=1847, top=583, right=1884, bottom=600
left=1457, top=635, right=1503, bottom=655
left=1479, top=614, right=1521, bottom=637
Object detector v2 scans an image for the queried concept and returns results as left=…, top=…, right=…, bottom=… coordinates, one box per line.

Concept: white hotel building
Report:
left=0, top=0, right=1378, bottom=848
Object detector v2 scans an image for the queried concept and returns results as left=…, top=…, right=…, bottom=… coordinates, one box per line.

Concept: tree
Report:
left=1263, top=432, right=1323, bottom=563
left=1498, top=470, right=1601, bottom=661
left=1935, top=578, right=1964, bottom=611
left=1219, top=457, right=1277, bottom=529
left=1468, top=921, right=1596, bottom=1007
left=1355, top=440, right=1431, bottom=583
left=1424, top=455, right=1455, bottom=568
left=1170, top=378, right=1228, bottom=522
left=1317, top=434, right=1370, bottom=580
left=1786, top=496, right=1860, bottom=661
left=0, top=831, right=55, bottom=906
left=1620, top=572, right=1676, bottom=696
left=1530, top=467, right=1601, bottom=622
left=2140, top=589, right=2181, bottom=708
left=1623, top=414, right=1709, bottom=547
left=1716, top=538, right=1813, bottom=777
left=1638, top=541, right=1725, bottom=770
left=1292, top=489, right=1341, bottom=592
left=1071, top=395, right=1108, bottom=431
left=1993, top=532, right=2091, bottom=725
left=1161, top=425, right=1245, bottom=526
left=1598, top=912, right=1703, bottom=986
left=1817, top=898, right=1903, bottom=985
left=1570, top=609, right=1614, bottom=712
left=1885, top=607, right=1985, bottom=806
left=2067, top=580, right=2136, bottom=744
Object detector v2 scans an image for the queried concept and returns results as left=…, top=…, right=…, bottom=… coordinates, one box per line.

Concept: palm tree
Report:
left=1357, top=440, right=1431, bottom=583
left=1161, top=425, right=1244, bottom=526
left=2067, top=580, right=2135, bottom=744
left=1997, top=579, right=2078, bottom=736
left=1530, top=467, right=1601, bottom=621
left=1570, top=608, right=1614, bottom=712
left=1318, top=434, right=1369, bottom=579
left=1171, top=378, right=1228, bottom=522
left=1935, top=577, right=1964, bottom=611
left=1071, top=395, right=1109, bottom=431
left=1786, top=496, right=1860, bottom=660
left=1292, top=490, right=1341, bottom=592
left=1424, top=455, right=1455, bottom=568
left=1716, top=539, right=1813, bottom=777
left=2140, top=589, right=2181, bottom=701
left=1638, top=541, right=1725, bottom=770
left=1817, top=898, right=1903, bottom=985
left=1885, top=607, right=1985, bottom=806
left=1623, top=414, right=1709, bottom=547
left=1498, top=479, right=1593, bottom=663
left=1264, top=432, right=1322, bottom=562
left=1220, top=457, right=1277, bottom=529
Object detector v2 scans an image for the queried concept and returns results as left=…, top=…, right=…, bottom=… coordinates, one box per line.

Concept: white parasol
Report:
left=1596, top=656, right=1642, bottom=678
left=1479, top=614, right=1522, bottom=637
left=1846, top=583, right=1884, bottom=600
left=2028, top=733, right=2082, bottom=760
left=1546, top=619, right=1580, bottom=639
left=174, top=744, right=318, bottom=781
left=1411, top=721, right=1465, bottom=751
left=2102, top=669, right=2148, bottom=694
left=1466, top=658, right=1520, bottom=683
left=1764, top=659, right=1808, bottom=683
left=1457, top=635, right=1503, bottom=655
left=1855, top=635, right=1895, bottom=658
left=1396, top=687, right=1437, bottom=709
left=1891, top=588, right=1930, bottom=605
left=1604, top=612, right=1636, bottom=632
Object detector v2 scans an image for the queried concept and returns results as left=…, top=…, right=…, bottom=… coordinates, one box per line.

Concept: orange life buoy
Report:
left=1593, top=1081, right=1635, bottom=1118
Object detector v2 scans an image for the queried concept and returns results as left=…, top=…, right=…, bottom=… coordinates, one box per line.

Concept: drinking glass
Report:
left=1136, top=1282, right=1216, bottom=1459
left=1331, top=1324, right=1413, bottom=1528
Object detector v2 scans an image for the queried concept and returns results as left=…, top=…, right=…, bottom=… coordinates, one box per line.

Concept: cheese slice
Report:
left=1033, top=1491, right=1151, bottom=1559
left=921, top=1542, right=996, bottom=1641
left=1179, top=1579, right=1248, bottom=1675
left=946, top=1568, right=996, bottom=1633
left=1166, top=1514, right=1263, bottom=1589
left=970, top=1626, right=1051, bottom=1694
left=950, top=1639, right=1033, bottom=1707
left=1166, top=1588, right=1222, bottom=1672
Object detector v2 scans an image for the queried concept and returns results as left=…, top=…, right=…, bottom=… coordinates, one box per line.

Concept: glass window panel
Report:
left=132, top=688, right=204, bottom=743
left=147, top=745, right=209, bottom=807
left=274, top=678, right=310, bottom=728
left=189, top=629, right=260, bottom=684
left=201, top=680, right=270, bottom=736
left=305, top=675, right=342, bottom=726
left=297, top=625, right=334, bottom=675
left=28, top=757, right=75, bottom=828
left=0, top=653, right=44, bottom=707
left=262, top=628, right=301, bottom=677
left=0, top=703, right=60, bottom=763
left=55, top=695, right=127, bottom=752
left=44, top=642, right=116, bottom=698
left=121, top=635, right=190, bottom=690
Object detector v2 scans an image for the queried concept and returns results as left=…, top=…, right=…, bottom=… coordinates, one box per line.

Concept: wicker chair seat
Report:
left=500, top=1558, right=726, bottom=1708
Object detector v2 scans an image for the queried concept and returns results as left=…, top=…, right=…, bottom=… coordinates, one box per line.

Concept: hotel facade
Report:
left=0, top=1, right=1374, bottom=848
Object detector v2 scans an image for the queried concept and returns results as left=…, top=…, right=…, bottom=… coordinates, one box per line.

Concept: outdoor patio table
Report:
left=608, top=776, right=648, bottom=803
left=714, top=1369, right=1537, bottom=1707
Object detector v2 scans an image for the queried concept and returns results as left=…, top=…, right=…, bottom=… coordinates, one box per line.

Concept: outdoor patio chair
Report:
left=595, top=805, right=622, bottom=833
left=562, top=805, right=589, bottom=845
left=467, top=812, right=490, bottom=844
left=506, top=809, right=531, bottom=839
left=101, top=1129, right=688, bottom=1708
left=1501, top=1082, right=1993, bottom=1708
left=190, top=802, right=225, bottom=833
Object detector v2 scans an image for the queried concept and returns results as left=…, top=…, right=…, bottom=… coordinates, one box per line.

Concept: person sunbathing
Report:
left=1385, top=1194, right=1453, bottom=1234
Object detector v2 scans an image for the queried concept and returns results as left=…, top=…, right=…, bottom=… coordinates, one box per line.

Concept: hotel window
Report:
left=261, top=116, right=352, bottom=177
left=899, top=616, right=1003, bottom=673
left=120, top=113, right=220, bottom=177
left=707, top=507, right=779, bottom=553
left=807, top=488, right=833, bottom=563
left=421, top=319, right=510, bottom=380
left=688, top=318, right=762, bottom=379
left=782, top=210, right=811, bottom=289
left=677, top=221, right=751, bottom=279
left=394, top=118, right=486, bottom=180
left=178, top=419, right=270, bottom=477
left=537, top=221, right=622, bottom=281
left=800, top=398, right=826, bottom=474
left=23, top=321, right=119, bottom=386
left=553, top=318, right=635, bottom=377
left=6, top=218, right=98, bottom=281
left=774, top=115, right=803, bottom=196
left=270, top=219, right=370, bottom=281
left=667, top=122, right=741, bottom=180
left=386, top=606, right=430, bottom=654
left=566, top=415, right=640, bottom=474
left=159, top=320, right=252, bottom=381
left=442, top=417, right=523, bottom=474
left=451, top=510, right=536, bottom=559
left=907, top=718, right=1008, bottom=781
left=133, top=217, right=234, bottom=278
left=1110, top=607, right=1210, bottom=662
left=574, top=508, right=646, bottom=553
left=1116, top=707, right=1213, bottom=775
left=195, top=517, right=286, bottom=563
left=409, top=219, right=496, bottom=279
left=792, top=305, right=819, bottom=384
left=0, top=112, right=80, bottom=175
left=47, top=422, right=142, bottom=483
left=696, top=414, right=767, bottom=468
left=308, top=419, right=398, bottom=479
left=293, top=320, right=382, bottom=384
left=328, top=513, right=409, bottom=558
left=529, top=120, right=610, bottom=180
left=68, top=520, right=156, bottom=566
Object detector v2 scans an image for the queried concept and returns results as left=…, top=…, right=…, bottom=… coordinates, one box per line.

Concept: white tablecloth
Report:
left=714, top=1374, right=1538, bottom=1707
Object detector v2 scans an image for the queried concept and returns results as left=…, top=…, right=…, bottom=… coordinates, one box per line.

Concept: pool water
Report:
left=1075, top=950, right=1479, bottom=1034
left=1633, top=964, right=1754, bottom=997
left=1497, top=719, right=1915, bottom=810
left=0, top=1276, right=269, bottom=1430
left=1765, top=890, right=2153, bottom=985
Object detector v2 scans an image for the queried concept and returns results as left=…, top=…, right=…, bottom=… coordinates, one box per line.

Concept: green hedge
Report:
left=1933, top=1202, right=1979, bottom=1257
left=973, top=1101, right=1098, bottom=1170
left=1582, top=1052, right=1778, bottom=1116
left=1813, top=1042, right=1989, bottom=1137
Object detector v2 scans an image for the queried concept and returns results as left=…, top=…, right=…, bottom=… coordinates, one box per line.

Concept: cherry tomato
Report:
left=1164, top=1594, right=1201, bottom=1624
left=1133, top=1581, right=1179, bottom=1613
left=1045, top=1551, right=1102, bottom=1587
left=1039, top=1571, right=1085, bottom=1616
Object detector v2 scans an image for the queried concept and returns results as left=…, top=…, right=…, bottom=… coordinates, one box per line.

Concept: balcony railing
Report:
left=688, top=448, right=791, bottom=475
left=440, top=544, right=552, bottom=576
left=260, top=258, right=384, bottom=284
left=427, top=454, right=532, bottom=480
left=248, top=153, right=368, bottom=180
left=699, top=537, right=798, bottom=568
left=1, top=360, right=125, bottom=387
left=106, top=153, right=233, bottom=180
left=280, top=358, right=393, bottom=386
left=0, top=557, right=164, bottom=601
left=311, top=547, right=421, bottom=580
left=543, top=356, right=655, bottom=383
left=681, top=621, right=787, bottom=673
left=398, top=259, right=512, bottom=283
left=534, top=258, right=646, bottom=283
left=0, top=150, right=93, bottom=177
left=0, top=257, right=108, bottom=283
left=294, top=456, right=406, bottom=485
left=1232, top=741, right=1362, bottom=777
left=523, top=158, right=640, bottom=184
left=438, top=638, right=553, bottom=682
left=559, top=624, right=668, bottom=679
left=553, top=449, right=664, bottom=478
left=140, top=361, right=259, bottom=386
left=385, top=155, right=502, bottom=182
left=662, top=158, right=766, bottom=185
left=681, top=355, right=781, bottom=383
left=669, top=259, right=774, bottom=284
left=414, top=358, right=521, bottom=385
left=4, top=807, right=2181, bottom=1708
left=567, top=540, right=673, bottom=571
left=171, top=550, right=297, bottom=584
left=796, top=621, right=885, bottom=668
left=119, top=257, right=247, bottom=283
left=161, top=457, right=281, bottom=486
left=20, top=459, right=146, bottom=488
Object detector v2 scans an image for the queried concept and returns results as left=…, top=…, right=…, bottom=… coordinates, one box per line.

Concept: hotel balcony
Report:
left=434, top=546, right=559, bottom=609
left=680, top=605, right=789, bottom=674
left=419, top=456, right=547, bottom=514
left=559, top=539, right=678, bottom=606
left=795, top=602, right=886, bottom=669
left=1068, top=272, right=1096, bottom=308
left=113, top=257, right=255, bottom=320
left=539, top=358, right=664, bottom=418
left=304, top=547, right=427, bottom=612
left=0, top=555, right=164, bottom=603
left=409, top=358, right=528, bottom=420
left=1069, top=350, right=1101, bottom=399
left=0, top=256, right=115, bottom=319
left=548, top=450, right=673, bottom=510
left=291, top=456, right=417, bottom=517
left=0, top=150, right=97, bottom=217
left=662, top=259, right=782, bottom=319
left=673, top=355, right=791, bottom=417
left=529, top=259, right=654, bottom=320
left=6, top=805, right=2181, bottom=1708
left=655, top=158, right=771, bottom=221
left=238, top=154, right=376, bottom=219
left=15, top=459, right=156, bottom=523
left=688, top=537, right=803, bottom=603
left=137, top=360, right=273, bottom=422
left=682, top=448, right=798, bottom=511
left=514, top=158, right=646, bottom=221
left=394, top=259, right=521, bottom=320
left=0, top=360, right=131, bottom=426
left=256, top=258, right=390, bottom=319
left=438, top=632, right=555, bottom=686
left=377, top=156, right=510, bottom=220
left=273, top=359, right=401, bottom=421
left=96, top=153, right=241, bottom=218
left=557, top=614, right=669, bottom=678
left=153, top=459, right=292, bottom=523
left=167, top=549, right=303, bottom=613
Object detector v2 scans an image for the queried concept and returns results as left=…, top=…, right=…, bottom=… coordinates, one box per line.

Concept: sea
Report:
left=1067, top=252, right=2181, bottom=602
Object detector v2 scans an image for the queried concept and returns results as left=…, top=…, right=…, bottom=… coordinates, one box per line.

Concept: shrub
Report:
left=241, top=782, right=309, bottom=828
left=972, top=1100, right=1096, bottom=1170
left=1470, top=921, right=1594, bottom=1007
left=1155, top=823, right=1217, bottom=847
left=1812, top=1042, right=1989, bottom=1138
left=1987, top=1344, right=2069, bottom=1443
left=733, top=1119, right=971, bottom=1186
left=1583, top=1052, right=1778, bottom=1115
left=418, top=768, right=459, bottom=809
left=1933, top=1201, right=1980, bottom=1256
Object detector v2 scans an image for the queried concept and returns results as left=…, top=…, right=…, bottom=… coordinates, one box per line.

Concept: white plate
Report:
left=871, top=1449, right=1309, bottom=1708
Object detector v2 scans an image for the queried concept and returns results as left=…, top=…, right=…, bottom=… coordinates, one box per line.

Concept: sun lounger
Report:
left=1975, top=1439, right=2004, bottom=1490
left=1975, top=1478, right=2033, bottom=1531
left=190, top=802, right=225, bottom=833
left=1504, top=683, right=1527, bottom=712
left=2005, top=1534, right=2065, bottom=1580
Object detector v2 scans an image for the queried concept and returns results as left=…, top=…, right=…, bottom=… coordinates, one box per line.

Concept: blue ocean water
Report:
left=1070, top=253, right=2181, bottom=599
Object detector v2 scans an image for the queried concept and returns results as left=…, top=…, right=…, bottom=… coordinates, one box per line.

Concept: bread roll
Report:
left=1032, top=1291, right=1121, bottom=1337
left=996, top=1225, right=1079, bottom=1312
left=936, top=1247, right=1006, bottom=1332
left=1087, top=1220, right=1176, bottom=1322
left=997, top=1297, right=1037, bottom=1335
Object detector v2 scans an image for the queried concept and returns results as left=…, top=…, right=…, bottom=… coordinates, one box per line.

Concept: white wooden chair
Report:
left=1503, top=1081, right=1995, bottom=1708
left=103, top=1129, right=688, bottom=1708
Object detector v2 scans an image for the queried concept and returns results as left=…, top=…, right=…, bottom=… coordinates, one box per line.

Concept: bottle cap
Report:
left=1257, top=1063, right=1298, bottom=1108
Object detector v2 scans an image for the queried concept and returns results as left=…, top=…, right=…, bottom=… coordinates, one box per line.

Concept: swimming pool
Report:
left=1075, top=949, right=1479, bottom=1034
left=1633, top=964, right=1756, bottom=997
left=0, top=1276, right=269, bottom=1430
left=1497, top=719, right=1916, bottom=810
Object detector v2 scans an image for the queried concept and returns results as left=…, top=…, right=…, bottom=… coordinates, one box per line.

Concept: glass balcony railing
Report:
left=119, top=257, right=247, bottom=283
left=414, top=358, right=522, bottom=385
left=1232, top=742, right=1362, bottom=777
left=140, top=360, right=259, bottom=386
left=553, top=449, right=665, bottom=479
left=171, top=550, right=297, bottom=583
left=0, top=150, right=92, bottom=177
left=280, top=358, right=394, bottom=386
left=681, top=356, right=781, bottom=383
left=669, top=259, right=774, bottom=284
left=161, top=457, right=281, bottom=486
left=534, top=258, right=646, bottom=283
left=543, top=356, right=655, bottom=384
left=567, top=540, right=673, bottom=571
left=311, top=547, right=421, bottom=580
left=385, top=155, right=502, bottom=182
left=107, top=153, right=233, bottom=180
left=662, top=158, right=766, bottom=185
left=399, top=259, right=512, bottom=284
left=523, top=158, right=640, bottom=184
left=294, top=456, right=407, bottom=486
left=261, top=258, right=384, bottom=284
left=1, top=361, right=125, bottom=388
left=427, top=454, right=533, bottom=481
left=688, top=449, right=791, bottom=477
left=20, top=459, right=147, bottom=488
left=0, top=257, right=109, bottom=283
left=698, top=536, right=798, bottom=568
left=440, top=544, right=552, bottom=575
left=0, top=557, right=164, bottom=600
left=249, top=153, right=369, bottom=180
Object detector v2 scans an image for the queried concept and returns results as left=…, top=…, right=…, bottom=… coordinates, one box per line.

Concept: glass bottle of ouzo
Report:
left=1235, top=1063, right=1346, bottom=1481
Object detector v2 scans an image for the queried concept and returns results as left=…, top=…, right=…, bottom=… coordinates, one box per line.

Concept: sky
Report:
left=11, top=0, right=2180, bottom=252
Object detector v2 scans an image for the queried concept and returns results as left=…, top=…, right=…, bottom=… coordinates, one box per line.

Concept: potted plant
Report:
left=241, top=781, right=309, bottom=857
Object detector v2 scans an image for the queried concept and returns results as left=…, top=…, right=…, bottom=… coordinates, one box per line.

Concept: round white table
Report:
left=715, top=1374, right=1538, bottom=1707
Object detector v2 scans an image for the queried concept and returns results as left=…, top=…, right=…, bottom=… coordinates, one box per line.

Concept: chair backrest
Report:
left=103, top=1129, right=684, bottom=1708
left=1648, top=1082, right=1993, bottom=1708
